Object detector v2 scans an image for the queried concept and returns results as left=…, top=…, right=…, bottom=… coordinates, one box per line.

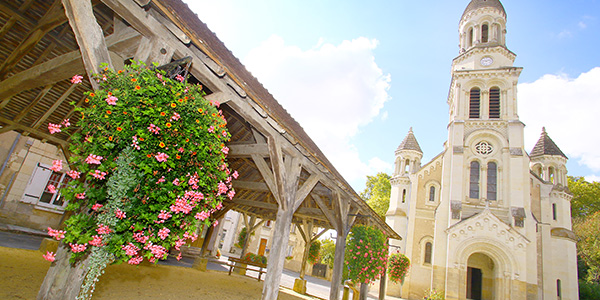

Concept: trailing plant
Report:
left=235, top=227, right=249, bottom=248
left=243, top=252, right=267, bottom=265
left=43, top=61, right=236, bottom=299
left=344, top=225, right=388, bottom=285
left=308, top=240, right=321, bottom=264
left=423, top=289, right=445, bottom=300
left=388, top=252, right=410, bottom=284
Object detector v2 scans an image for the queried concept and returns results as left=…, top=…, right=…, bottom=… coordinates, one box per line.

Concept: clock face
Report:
left=480, top=57, right=494, bottom=66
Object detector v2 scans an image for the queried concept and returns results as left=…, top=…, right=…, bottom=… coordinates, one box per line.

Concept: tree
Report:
left=568, top=176, right=600, bottom=219
left=319, top=238, right=336, bottom=269
left=360, top=172, right=391, bottom=218
left=574, top=211, right=600, bottom=283
left=38, top=62, right=235, bottom=299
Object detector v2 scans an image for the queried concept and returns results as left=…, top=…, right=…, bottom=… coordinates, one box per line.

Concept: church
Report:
left=385, top=1, right=579, bottom=299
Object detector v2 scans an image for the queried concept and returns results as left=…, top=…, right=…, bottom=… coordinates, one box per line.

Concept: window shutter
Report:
left=20, top=164, right=52, bottom=204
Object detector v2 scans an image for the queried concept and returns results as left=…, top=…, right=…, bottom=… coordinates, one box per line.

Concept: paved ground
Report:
left=0, top=227, right=402, bottom=299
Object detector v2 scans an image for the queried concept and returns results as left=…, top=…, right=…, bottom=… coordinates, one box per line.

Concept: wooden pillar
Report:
left=61, top=0, right=113, bottom=88
left=330, top=192, right=357, bottom=300
left=298, top=221, right=314, bottom=279
left=254, top=136, right=319, bottom=300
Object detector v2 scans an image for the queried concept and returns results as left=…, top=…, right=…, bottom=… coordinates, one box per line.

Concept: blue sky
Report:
left=184, top=0, right=600, bottom=191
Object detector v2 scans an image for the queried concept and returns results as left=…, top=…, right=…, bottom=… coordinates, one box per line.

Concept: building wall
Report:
left=0, top=133, right=68, bottom=231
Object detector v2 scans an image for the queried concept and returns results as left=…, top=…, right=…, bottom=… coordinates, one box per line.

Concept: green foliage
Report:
left=243, top=252, right=267, bottom=265
left=574, top=211, right=600, bottom=283
left=235, top=227, right=249, bottom=249
left=344, top=225, right=388, bottom=284
left=388, top=252, right=410, bottom=283
left=50, top=61, right=234, bottom=266
left=308, top=240, right=321, bottom=264
left=320, top=238, right=336, bottom=269
left=360, top=173, right=391, bottom=218
left=423, top=289, right=445, bottom=300
left=568, top=176, right=600, bottom=219
left=579, top=280, right=600, bottom=300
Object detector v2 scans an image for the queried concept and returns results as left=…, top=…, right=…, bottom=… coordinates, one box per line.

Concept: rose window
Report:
left=475, top=141, right=493, bottom=155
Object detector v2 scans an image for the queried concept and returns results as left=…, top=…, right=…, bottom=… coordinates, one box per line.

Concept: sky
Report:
left=183, top=0, right=600, bottom=191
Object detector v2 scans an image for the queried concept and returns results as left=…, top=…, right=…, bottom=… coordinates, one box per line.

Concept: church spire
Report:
left=530, top=127, right=567, bottom=159
left=396, top=127, right=422, bottom=153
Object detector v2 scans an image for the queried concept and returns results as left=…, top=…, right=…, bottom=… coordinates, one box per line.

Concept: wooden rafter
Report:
left=13, top=84, right=55, bottom=123
left=31, top=84, right=78, bottom=129
left=0, top=0, right=36, bottom=40
left=0, top=0, right=68, bottom=80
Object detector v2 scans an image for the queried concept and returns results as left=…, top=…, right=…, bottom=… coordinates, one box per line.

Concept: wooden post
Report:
left=329, top=192, right=357, bottom=300
left=61, top=0, right=113, bottom=88
left=298, top=221, right=313, bottom=279
left=37, top=1, right=112, bottom=299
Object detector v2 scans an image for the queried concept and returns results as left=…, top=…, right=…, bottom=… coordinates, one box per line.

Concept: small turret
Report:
left=459, top=0, right=507, bottom=52
left=530, top=127, right=568, bottom=186
left=394, top=128, right=423, bottom=175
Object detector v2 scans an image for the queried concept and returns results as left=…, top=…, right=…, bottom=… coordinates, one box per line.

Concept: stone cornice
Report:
left=453, top=45, right=516, bottom=65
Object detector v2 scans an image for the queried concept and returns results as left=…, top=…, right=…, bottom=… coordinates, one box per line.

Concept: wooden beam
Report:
left=228, top=143, right=269, bottom=157
left=251, top=153, right=279, bottom=204
left=312, top=194, right=337, bottom=227
left=0, top=125, right=16, bottom=135
left=0, top=28, right=140, bottom=101
left=133, top=36, right=175, bottom=66
left=293, top=173, right=320, bottom=212
left=0, top=116, right=68, bottom=147
left=62, top=0, right=113, bottom=88
left=31, top=84, right=78, bottom=129
left=0, top=0, right=67, bottom=80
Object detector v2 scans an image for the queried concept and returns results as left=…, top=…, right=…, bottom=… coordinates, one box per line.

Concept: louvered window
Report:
left=469, top=88, right=481, bottom=118
left=487, top=162, right=497, bottom=200
left=470, top=161, right=480, bottom=199
left=482, top=24, right=489, bottom=43
left=489, top=87, right=500, bottom=118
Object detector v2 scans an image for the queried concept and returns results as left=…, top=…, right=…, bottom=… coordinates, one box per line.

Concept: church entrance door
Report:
left=466, top=252, right=495, bottom=300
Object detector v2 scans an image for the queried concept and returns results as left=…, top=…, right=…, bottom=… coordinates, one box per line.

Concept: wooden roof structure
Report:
left=0, top=1, right=400, bottom=298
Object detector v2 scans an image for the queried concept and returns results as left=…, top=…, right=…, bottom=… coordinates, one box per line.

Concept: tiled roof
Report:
left=530, top=127, right=567, bottom=159
left=397, top=127, right=422, bottom=153
left=462, top=0, right=506, bottom=20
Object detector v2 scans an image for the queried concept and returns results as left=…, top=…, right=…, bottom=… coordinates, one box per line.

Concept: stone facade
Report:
left=0, top=132, right=70, bottom=231
left=386, top=1, right=578, bottom=299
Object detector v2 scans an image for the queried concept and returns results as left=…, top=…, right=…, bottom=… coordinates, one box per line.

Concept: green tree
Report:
left=319, top=238, right=336, bottom=269
left=574, top=211, right=600, bottom=283
left=568, top=176, right=600, bottom=219
left=360, top=172, right=391, bottom=218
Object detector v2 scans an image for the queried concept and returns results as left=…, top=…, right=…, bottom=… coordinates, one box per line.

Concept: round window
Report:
left=475, top=141, right=493, bottom=155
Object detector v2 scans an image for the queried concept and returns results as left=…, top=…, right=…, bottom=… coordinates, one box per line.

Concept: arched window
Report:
left=424, top=242, right=432, bottom=264
left=402, top=189, right=406, bottom=203
left=549, top=167, right=555, bottom=183
left=489, top=87, right=500, bottom=118
left=468, top=27, right=474, bottom=47
left=429, top=186, right=436, bottom=202
left=404, top=159, right=410, bottom=173
left=470, top=161, right=480, bottom=199
left=487, top=162, right=497, bottom=200
left=469, top=88, right=481, bottom=119
left=482, top=24, right=489, bottom=43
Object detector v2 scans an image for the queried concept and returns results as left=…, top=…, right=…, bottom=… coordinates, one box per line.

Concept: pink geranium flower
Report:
left=221, top=146, right=229, bottom=155
left=47, top=227, right=66, bottom=240
left=171, top=112, right=181, bottom=121
left=105, top=95, right=118, bottom=105
left=71, top=75, right=83, bottom=84
left=69, top=243, right=87, bottom=253
left=128, top=256, right=144, bottom=265
left=147, top=124, right=161, bottom=134
left=75, top=193, right=86, bottom=199
left=48, top=123, right=61, bottom=134
left=89, top=170, right=107, bottom=180
left=115, top=209, right=126, bottom=219
left=66, top=170, right=80, bottom=179
left=96, top=224, right=112, bottom=235
left=50, top=160, right=63, bottom=172
left=232, top=170, right=239, bottom=179
left=158, top=228, right=170, bottom=240
left=85, top=154, right=103, bottom=165
left=175, top=74, right=185, bottom=82
left=91, top=203, right=102, bottom=211
left=89, top=235, right=103, bottom=247
left=208, top=126, right=214, bottom=133
left=61, top=119, right=70, bottom=128
left=47, top=185, right=57, bottom=194
left=155, top=152, right=169, bottom=162
left=43, top=251, right=56, bottom=262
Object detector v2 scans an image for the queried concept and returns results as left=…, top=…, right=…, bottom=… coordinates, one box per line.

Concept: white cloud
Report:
left=243, top=35, right=391, bottom=187
left=585, top=175, right=600, bottom=183
left=519, top=67, right=600, bottom=172
left=578, top=21, right=588, bottom=29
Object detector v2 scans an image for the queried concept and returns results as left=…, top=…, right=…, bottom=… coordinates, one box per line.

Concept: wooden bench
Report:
left=227, top=257, right=267, bottom=281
